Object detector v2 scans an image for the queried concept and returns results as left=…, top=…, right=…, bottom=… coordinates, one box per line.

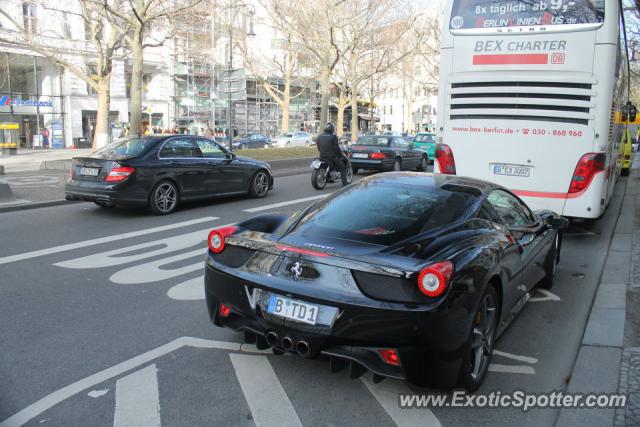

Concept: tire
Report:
left=456, top=284, right=499, bottom=391
left=311, top=167, right=327, bottom=190
left=393, top=158, right=402, bottom=171
left=538, top=233, right=559, bottom=289
left=416, top=155, right=428, bottom=172
left=149, top=180, right=179, bottom=215
left=622, top=168, right=630, bottom=176
left=352, top=166, right=359, bottom=175
left=249, top=170, right=270, bottom=198
left=344, top=162, right=353, bottom=185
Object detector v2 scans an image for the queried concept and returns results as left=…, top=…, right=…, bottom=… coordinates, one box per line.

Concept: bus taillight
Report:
left=435, top=144, right=456, bottom=175
left=569, top=153, right=606, bottom=194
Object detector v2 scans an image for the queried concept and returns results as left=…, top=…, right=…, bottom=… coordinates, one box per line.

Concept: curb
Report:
left=0, top=199, right=79, bottom=213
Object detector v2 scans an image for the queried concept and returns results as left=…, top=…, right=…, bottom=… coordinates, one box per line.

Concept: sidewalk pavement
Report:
left=557, top=156, right=640, bottom=426
left=0, top=148, right=92, bottom=173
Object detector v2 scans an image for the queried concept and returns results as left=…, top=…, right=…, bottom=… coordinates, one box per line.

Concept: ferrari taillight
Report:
left=219, top=303, right=231, bottom=318
left=417, top=261, right=454, bottom=297
left=378, top=349, right=400, bottom=366
left=208, top=226, right=238, bottom=253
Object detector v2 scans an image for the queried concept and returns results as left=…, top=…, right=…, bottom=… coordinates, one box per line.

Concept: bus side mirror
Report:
left=629, top=104, right=637, bottom=123
left=622, top=102, right=637, bottom=123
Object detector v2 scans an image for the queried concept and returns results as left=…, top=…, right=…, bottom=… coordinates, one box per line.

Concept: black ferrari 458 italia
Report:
left=204, top=172, right=568, bottom=390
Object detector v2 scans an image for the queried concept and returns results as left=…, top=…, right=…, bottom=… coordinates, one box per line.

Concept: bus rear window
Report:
left=449, top=0, right=604, bottom=30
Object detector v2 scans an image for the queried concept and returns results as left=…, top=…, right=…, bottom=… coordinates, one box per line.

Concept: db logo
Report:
left=551, top=53, right=565, bottom=64
left=522, top=128, right=530, bottom=135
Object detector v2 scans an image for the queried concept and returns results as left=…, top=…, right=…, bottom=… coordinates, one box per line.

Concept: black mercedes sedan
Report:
left=65, top=135, right=273, bottom=214
left=349, top=135, right=428, bottom=174
left=204, top=173, right=568, bottom=390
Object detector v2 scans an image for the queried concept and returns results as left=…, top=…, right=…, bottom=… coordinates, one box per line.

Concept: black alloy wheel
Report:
left=457, top=285, right=499, bottom=391
left=249, top=170, right=270, bottom=198
left=149, top=180, right=178, bottom=215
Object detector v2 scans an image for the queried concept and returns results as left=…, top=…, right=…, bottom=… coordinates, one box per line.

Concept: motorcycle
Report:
left=310, top=147, right=353, bottom=190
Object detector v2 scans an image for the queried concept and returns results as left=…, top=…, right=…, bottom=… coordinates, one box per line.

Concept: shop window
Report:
left=22, top=2, right=38, bottom=34
left=0, top=53, right=9, bottom=93
left=9, top=54, right=37, bottom=95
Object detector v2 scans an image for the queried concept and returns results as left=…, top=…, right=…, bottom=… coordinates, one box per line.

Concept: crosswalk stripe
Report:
left=0, top=217, right=218, bottom=266
left=230, top=354, right=302, bottom=427
left=243, top=195, right=328, bottom=212
left=361, top=374, right=442, bottom=427
left=113, top=364, right=161, bottom=427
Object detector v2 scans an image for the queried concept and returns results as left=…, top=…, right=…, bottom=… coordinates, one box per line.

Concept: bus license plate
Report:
left=493, top=164, right=530, bottom=178
left=267, top=295, right=319, bottom=325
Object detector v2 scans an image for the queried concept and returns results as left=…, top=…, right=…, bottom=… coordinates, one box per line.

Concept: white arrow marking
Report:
left=0, top=217, right=218, bottom=266
left=528, top=289, right=561, bottom=303
left=110, top=250, right=203, bottom=284
left=167, top=276, right=204, bottom=301
left=488, top=364, right=535, bottom=375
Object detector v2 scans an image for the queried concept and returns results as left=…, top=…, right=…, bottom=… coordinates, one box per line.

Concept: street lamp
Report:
left=227, top=2, right=256, bottom=150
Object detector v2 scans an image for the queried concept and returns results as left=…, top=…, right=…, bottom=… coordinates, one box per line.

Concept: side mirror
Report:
left=227, top=151, right=236, bottom=161
left=548, top=215, right=569, bottom=230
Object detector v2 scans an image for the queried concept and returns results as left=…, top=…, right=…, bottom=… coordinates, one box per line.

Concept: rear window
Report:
left=355, top=136, right=391, bottom=146
left=450, top=0, right=605, bottom=30
left=415, top=134, right=435, bottom=143
left=94, top=138, right=155, bottom=158
left=294, top=183, right=476, bottom=245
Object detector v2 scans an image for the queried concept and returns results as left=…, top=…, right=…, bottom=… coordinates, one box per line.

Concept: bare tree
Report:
left=96, top=0, right=203, bottom=136
left=268, top=0, right=346, bottom=130
left=0, top=0, right=125, bottom=149
left=237, top=23, right=308, bottom=133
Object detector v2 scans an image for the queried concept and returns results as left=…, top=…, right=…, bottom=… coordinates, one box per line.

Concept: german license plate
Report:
left=493, top=164, right=530, bottom=177
left=267, top=295, right=319, bottom=325
left=78, top=167, right=99, bottom=176
left=352, top=153, right=368, bottom=158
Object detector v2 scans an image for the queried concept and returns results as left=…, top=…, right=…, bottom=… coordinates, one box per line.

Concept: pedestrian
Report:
left=233, top=126, right=238, bottom=138
left=141, top=121, right=152, bottom=136
left=41, top=127, right=50, bottom=148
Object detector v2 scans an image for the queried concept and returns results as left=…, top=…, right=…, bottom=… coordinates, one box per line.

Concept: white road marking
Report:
left=167, top=276, right=204, bottom=301
left=488, top=364, right=535, bottom=375
left=87, top=389, right=109, bottom=398
left=0, top=217, right=218, bottom=266
left=361, top=374, right=441, bottom=427
left=0, top=337, right=264, bottom=427
left=110, top=250, right=203, bottom=284
left=528, top=289, right=561, bottom=303
left=230, top=354, right=302, bottom=427
left=243, top=195, right=328, bottom=212
left=55, top=229, right=211, bottom=269
left=493, top=350, right=538, bottom=364
left=113, top=365, right=161, bottom=427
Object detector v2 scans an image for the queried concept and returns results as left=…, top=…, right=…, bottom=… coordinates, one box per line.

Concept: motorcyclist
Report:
left=316, top=122, right=348, bottom=186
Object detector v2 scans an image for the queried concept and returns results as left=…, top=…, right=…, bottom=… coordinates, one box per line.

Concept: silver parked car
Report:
left=273, top=131, right=313, bottom=148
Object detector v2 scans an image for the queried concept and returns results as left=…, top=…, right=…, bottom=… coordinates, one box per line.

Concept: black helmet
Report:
left=324, top=122, right=335, bottom=134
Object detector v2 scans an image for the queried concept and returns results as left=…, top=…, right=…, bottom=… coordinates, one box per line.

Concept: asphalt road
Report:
left=0, top=170, right=626, bottom=427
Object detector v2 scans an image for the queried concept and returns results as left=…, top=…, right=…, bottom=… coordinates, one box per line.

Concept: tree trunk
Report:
left=336, top=101, right=345, bottom=137
left=350, top=85, right=358, bottom=143
left=319, top=64, right=330, bottom=130
left=93, top=74, right=112, bottom=150
left=129, top=29, right=143, bottom=136
left=280, top=99, right=290, bottom=132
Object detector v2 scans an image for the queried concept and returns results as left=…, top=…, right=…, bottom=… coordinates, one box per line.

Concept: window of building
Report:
left=22, top=2, right=38, bottom=34
left=62, top=13, right=72, bottom=39
left=389, top=105, right=393, bottom=115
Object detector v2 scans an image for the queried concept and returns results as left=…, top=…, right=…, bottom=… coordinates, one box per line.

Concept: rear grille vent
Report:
left=608, top=103, right=615, bottom=142
left=449, top=80, right=594, bottom=125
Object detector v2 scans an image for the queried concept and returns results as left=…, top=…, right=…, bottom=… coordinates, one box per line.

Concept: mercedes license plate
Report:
left=267, top=295, right=319, bottom=325
left=352, top=153, right=368, bottom=158
left=78, top=167, right=99, bottom=176
left=493, top=164, right=530, bottom=178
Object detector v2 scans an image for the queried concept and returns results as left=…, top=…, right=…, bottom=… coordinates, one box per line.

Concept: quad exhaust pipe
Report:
left=265, top=331, right=278, bottom=347
left=296, top=340, right=310, bottom=357
left=281, top=336, right=293, bottom=350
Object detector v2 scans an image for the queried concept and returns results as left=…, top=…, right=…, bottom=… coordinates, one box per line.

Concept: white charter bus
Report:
left=435, top=0, right=630, bottom=218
